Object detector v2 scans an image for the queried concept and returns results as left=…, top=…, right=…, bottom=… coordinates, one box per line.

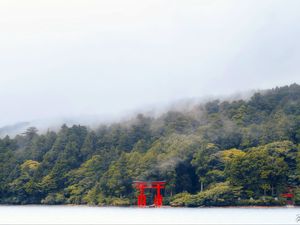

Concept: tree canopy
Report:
left=0, top=84, right=300, bottom=206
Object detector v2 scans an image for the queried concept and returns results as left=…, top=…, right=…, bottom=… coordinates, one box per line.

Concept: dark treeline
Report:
left=1, top=84, right=300, bottom=206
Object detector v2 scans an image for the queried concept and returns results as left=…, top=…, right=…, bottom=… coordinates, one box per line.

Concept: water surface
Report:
left=0, top=206, right=299, bottom=224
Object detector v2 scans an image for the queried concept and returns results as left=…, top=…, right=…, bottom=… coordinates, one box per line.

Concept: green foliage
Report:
left=104, top=197, right=130, bottom=206
left=64, top=155, right=105, bottom=204
left=170, top=192, right=193, bottom=207
left=294, top=188, right=300, bottom=206
left=192, top=143, right=222, bottom=191
left=171, top=182, right=241, bottom=207
left=226, top=141, right=297, bottom=197
left=41, top=193, right=65, bottom=205
left=83, top=185, right=105, bottom=205
left=0, top=84, right=300, bottom=205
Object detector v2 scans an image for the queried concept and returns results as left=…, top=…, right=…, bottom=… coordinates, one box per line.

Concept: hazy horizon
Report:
left=1, top=0, right=300, bottom=127
left=0, top=84, right=294, bottom=138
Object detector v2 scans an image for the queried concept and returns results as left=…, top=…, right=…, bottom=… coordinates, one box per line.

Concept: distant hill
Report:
left=0, top=122, right=30, bottom=137
left=0, top=83, right=299, bottom=206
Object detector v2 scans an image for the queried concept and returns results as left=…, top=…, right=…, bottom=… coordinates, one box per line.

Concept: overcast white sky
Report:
left=0, top=0, right=300, bottom=126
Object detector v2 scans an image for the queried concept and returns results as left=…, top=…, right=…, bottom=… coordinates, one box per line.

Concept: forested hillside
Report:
left=1, top=84, right=300, bottom=206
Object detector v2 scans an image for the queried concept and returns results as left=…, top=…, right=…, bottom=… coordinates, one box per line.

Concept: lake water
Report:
left=0, top=206, right=299, bottom=224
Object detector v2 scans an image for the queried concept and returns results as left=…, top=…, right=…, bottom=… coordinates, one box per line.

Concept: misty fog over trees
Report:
left=0, top=84, right=300, bottom=206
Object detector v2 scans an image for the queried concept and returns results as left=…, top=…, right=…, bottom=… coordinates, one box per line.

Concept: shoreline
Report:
left=0, top=204, right=298, bottom=208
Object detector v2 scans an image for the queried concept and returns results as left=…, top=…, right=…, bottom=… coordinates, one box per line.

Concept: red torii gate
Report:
left=133, top=181, right=166, bottom=207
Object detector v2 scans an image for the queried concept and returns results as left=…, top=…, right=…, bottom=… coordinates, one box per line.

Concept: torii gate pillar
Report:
left=152, top=181, right=165, bottom=207
left=135, top=182, right=147, bottom=207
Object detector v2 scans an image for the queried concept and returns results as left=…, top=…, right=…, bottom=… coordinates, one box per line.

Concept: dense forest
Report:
left=1, top=84, right=300, bottom=206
